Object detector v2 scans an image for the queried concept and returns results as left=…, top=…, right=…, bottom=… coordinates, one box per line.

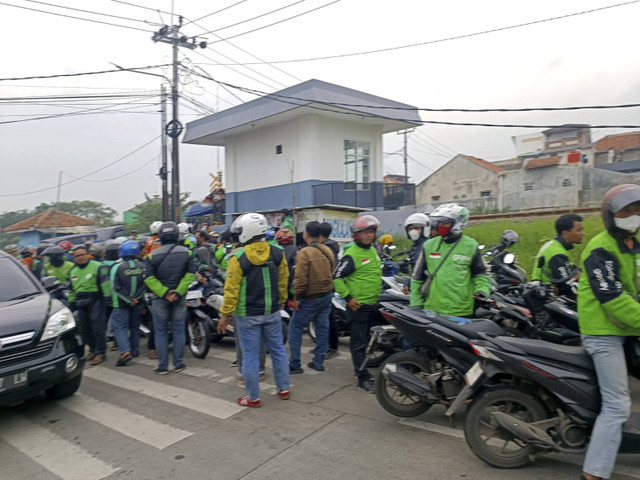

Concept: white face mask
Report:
left=408, top=229, right=422, bottom=241
left=614, top=215, right=640, bottom=232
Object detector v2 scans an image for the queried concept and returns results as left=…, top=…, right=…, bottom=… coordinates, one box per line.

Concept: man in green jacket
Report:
left=333, top=215, right=382, bottom=393
left=68, top=245, right=111, bottom=365
left=578, top=185, right=640, bottom=480
left=410, top=204, right=491, bottom=317
left=531, top=213, right=584, bottom=295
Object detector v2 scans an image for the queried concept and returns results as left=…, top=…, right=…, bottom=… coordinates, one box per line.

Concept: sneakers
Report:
left=174, top=365, right=185, bottom=373
left=289, top=366, right=304, bottom=374
left=277, top=389, right=290, bottom=400
left=90, top=354, right=106, bottom=366
left=86, top=352, right=96, bottom=361
left=307, top=361, right=325, bottom=372
left=357, top=378, right=375, bottom=393
left=325, top=348, right=338, bottom=360
left=148, top=349, right=157, bottom=360
left=237, top=396, right=261, bottom=408
left=153, top=367, right=169, bottom=375
left=115, top=352, right=132, bottom=367
left=230, top=360, right=238, bottom=367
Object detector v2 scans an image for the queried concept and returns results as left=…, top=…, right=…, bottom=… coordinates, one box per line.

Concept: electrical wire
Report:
left=413, top=128, right=457, bottom=155
left=204, top=0, right=640, bottom=64
left=107, top=0, right=172, bottom=16
left=23, top=0, right=160, bottom=25
left=208, top=0, right=342, bottom=44
left=0, top=136, right=160, bottom=196
left=0, top=65, right=172, bottom=82
left=184, top=0, right=249, bottom=26
left=64, top=155, right=159, bottom=183
left=0, top=1, right=153, bottom=32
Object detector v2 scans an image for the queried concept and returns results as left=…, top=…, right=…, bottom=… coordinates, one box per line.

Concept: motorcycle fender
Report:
left=445, top=363, right=501, bottom=416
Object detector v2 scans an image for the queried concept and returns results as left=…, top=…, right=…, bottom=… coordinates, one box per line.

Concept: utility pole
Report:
left=56, top=171, right=63, bottom=204
left=152, top=17, right=207, bottom=222
left=397, top=128, right=414, bottom=184
left=160, top=84, right=169, bottom=221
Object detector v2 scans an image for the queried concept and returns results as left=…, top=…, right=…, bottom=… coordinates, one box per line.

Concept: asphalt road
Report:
left=2, top=336, right=640, bottom=480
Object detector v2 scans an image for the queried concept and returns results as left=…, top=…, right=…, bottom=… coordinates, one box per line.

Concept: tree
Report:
left=32, top=201, right=117, bottom=226
left=0, top=209, right=32, bottom=229
left=125, top=192, right=193, bottom=234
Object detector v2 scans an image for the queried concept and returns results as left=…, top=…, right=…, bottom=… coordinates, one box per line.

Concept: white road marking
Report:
left=0, top=413, right=119, bottom=480
left=59, top=393, right=193, bottom=450
left=132, top=357, right=223, bottom=380
left=399, top=418, right=464, bottom=439
left=84, top=368, right=244, bottom=419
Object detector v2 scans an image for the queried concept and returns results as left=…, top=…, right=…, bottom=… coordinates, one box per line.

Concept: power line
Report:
left=0, top=1, right=153, bottom=32
left=23, top=0, right=159, bottom=25
left=208, top=0, right=342, bottom=44
left=184, top=0, right=249, bottom=25
left=107, top=0, right=173, bottom=16
left=64, top=155, right=159, bottom=183
left=205, top=0, right=640, bottom=64
left=0, top=136, right=160, bottom=196
left=0, top=64, right=171, bottom=82
left=413, top=128, right=457, bottom=155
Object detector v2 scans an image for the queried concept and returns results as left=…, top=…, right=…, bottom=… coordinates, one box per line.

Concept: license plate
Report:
left=464, top=362, right=483, bottom=386
left=0, top=371, right=28, bottom=393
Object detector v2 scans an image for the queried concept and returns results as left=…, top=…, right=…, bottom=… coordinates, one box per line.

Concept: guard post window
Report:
left=344, top=140, right=370, bottom=190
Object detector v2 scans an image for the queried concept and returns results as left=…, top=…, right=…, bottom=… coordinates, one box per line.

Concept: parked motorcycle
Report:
left=481, top=230, right=527, bottom=296
left=455, top=333, right=640, bottom=469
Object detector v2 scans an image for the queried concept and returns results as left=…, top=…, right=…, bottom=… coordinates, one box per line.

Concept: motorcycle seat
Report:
left=495, top=336, right=594, bottom=371
left=422, top=310, right=505, bottom=337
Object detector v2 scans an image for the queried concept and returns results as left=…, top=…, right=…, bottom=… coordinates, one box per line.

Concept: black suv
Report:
left=0, top=251, right=84, bottom=406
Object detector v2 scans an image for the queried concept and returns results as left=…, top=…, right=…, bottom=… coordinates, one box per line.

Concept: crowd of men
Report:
left=7, top=184, right=640, bottom=479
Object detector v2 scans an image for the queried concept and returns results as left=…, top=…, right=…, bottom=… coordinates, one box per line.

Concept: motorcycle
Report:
left=380, top=245, right=412, bottom=277
left=482, top=239, right=527, bottom=296
left=455, top=333, right=640, bottom=469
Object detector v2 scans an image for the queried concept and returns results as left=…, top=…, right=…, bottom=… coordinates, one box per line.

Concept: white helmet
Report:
left=150, top=221, right=163, bottom=234
left=403, top=213, right=430, bottom=240
left=177, top=222, right=190, bottom=234
left=231, top=213, right=269, bottom=244
left=429, top=204, right=469, bottom=236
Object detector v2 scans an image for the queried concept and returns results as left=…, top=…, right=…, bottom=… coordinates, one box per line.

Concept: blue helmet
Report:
left=265, top=228, right=276, bottom=240
left=119, top=240, right=140, bottom=258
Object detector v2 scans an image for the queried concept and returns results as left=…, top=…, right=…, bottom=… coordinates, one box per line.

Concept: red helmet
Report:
left=601, top=184, right=640, bottom=230
left=58, top=240, right=72, bottom=251
left=351, top=215, right=380, bottom=241
left=276, top=228, right=294, bottom=245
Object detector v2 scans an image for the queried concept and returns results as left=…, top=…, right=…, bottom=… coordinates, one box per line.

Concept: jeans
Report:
left=151, top=297, right=186, bottom=370
left=234, top=316, right=266, bottom=375
left=347, top=304, right=378, bottom=381
left=77, top=299, right=106, bottom=355
left=236, top=312, right=290, bottom=400
left=289, top=293, right=332, bottom=369
left=582, top=334, right=631, bottom=479
left=111, top=305, right=142, bottom=356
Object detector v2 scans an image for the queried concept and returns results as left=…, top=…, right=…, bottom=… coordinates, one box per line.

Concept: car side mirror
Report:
left=41, top=276, right=60, bottom=292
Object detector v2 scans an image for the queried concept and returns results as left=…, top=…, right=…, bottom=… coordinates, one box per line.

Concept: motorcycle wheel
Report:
left=463, top=386, right=547, bottom=469
left=375, top=351, right=434, bottom=417
left=187, top=316, right=211, bottom=359
left=365, top=349, right=392, bottom=368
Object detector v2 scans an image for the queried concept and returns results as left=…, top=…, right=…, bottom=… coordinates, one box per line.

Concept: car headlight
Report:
left=41, top=307, right=76, bottom=342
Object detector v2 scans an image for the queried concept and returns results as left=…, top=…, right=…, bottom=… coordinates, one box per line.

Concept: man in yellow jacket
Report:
left=218, top=213, right=291, bottom=408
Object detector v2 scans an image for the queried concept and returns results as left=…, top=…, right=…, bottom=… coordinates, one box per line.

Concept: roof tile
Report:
left=466, top=156, right=504, bottom=173
left=595, top=132, right=640, bottom=153
left=524, top=156, right=562, bottom=169
left=5, top=209, right=97, bottom=232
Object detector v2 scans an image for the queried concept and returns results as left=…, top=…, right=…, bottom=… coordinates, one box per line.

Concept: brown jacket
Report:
left=294, top=242, right=335, bottom=299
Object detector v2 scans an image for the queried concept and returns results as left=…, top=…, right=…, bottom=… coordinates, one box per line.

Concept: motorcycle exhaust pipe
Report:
left=490, top=412, right=555, bottom=450
left=381, top=363, right=437, bottom=400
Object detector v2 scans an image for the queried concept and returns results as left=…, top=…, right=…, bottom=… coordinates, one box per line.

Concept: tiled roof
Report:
left=5, top=209, right=97, bottom=232
left=466, top=156, right=504, bottom=173
left=524, top=156, right=562, bottom=170
left=595, top=132, right=640, bottom=153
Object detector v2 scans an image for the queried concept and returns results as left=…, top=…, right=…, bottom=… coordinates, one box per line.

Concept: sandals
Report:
left=277, top=389, right=290, bottom=400
left=237, top=396, right=261, bottom=408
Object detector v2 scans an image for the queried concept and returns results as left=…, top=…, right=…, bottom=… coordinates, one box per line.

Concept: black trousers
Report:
left=77, top=299, right=106, bottom=355
left=347, top=304, right=378, bottom=381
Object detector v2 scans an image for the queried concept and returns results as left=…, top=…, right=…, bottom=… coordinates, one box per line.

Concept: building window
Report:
left=344, top=140, right=370, bottom=188
left=461, top=194, right=467, bottom=199
left=480, top=190, right=491, bottom=197
left=431, top=195, right=440, bottom=201
left=524, top=182, right=534, bottom=191
left=562, top=178, right=572, bottom=187
left=276, top=144, right=283, bottom=155
left=453, top=195, right=459, bottom=199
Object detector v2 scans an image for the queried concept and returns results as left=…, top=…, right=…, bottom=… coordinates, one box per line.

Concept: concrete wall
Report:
left=415, top=155, right=499, bottom=205
left=595, top=148, right=640, bottom=166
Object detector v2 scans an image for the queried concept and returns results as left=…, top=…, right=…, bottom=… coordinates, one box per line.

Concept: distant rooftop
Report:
left=524, top=156, right=562, bottom=170
left=5, top=209, right=97, bottom=233
left=595, top=132, right=640, bottom=153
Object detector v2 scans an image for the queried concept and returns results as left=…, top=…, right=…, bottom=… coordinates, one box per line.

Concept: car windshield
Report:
left=0, top=258, right=41, bottom=302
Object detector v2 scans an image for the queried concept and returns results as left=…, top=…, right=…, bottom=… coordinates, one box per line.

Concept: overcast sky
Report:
left=1, top=0, right=639, bottom=217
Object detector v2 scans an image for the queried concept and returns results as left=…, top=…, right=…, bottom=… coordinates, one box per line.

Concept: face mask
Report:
left=614, top=215, right=640, bottom=233
left=408, top=229, right=422, bottom=241
left=437, top=224, right=452, bottom=237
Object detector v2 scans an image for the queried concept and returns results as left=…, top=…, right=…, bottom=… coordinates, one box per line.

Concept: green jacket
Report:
left=410, top=235, right=491, bottom=317
left=68, top=260, right=111, bottom=303
left=333, top=243, right=382, bottom=304
left=531, top=237, right=574, bottom=284
left=43, top=260, right=74, bottom=284
left=578, top=230, right=640, bottom=336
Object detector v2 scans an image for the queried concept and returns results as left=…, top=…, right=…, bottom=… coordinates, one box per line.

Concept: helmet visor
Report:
left=609, top=186, right=640, bottom=213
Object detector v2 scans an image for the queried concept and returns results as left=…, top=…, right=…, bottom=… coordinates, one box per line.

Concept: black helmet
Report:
left=44, top=245, right=64, bottom=256
left=137, top=235, right=149, bottom=250
left=37, top=243, right=49, bottom=255
left=500, top=229, right=519, bottom=247
left=19, top=246, right=33, bottom=257
left=159, top=221, right=179, bottom=244
left=601, top=184, right=640, bottom=230
left=104, top=241, right=120, bottom=261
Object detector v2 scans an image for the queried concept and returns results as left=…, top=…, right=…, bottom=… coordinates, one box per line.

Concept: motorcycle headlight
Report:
left=41, top=307, right=76, bottom=342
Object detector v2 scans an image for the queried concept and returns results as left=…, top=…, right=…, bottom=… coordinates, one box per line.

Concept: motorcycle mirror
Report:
left=503, top=253, right=515, bottom=265
left=387, top=245, right=397, bottom=250
left=478, top=244, right=485, bottom=250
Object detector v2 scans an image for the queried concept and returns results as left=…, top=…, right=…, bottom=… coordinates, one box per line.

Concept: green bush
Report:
left=465, top=214, right=604, bottom=277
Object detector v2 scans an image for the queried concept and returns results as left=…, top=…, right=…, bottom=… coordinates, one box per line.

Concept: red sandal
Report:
left=238, top=396, right=261, bottom=408
left=277, top=389, right=290, bottom=400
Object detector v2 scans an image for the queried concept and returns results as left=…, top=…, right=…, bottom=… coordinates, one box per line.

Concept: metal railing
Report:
left=312, top=182, right=415, bottom=209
